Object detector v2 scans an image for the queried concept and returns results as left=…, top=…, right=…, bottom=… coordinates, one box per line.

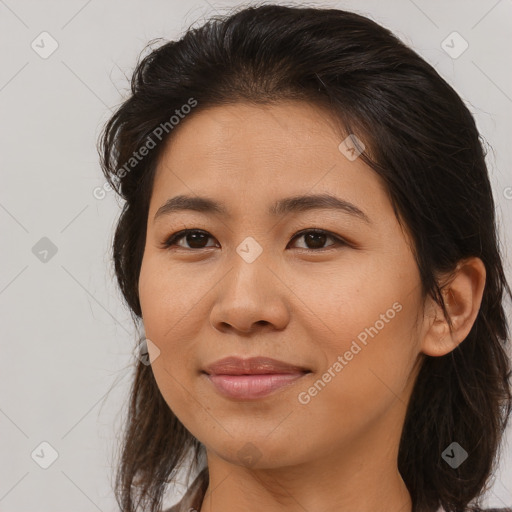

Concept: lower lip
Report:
left=205, top=373, right=308, bottom=400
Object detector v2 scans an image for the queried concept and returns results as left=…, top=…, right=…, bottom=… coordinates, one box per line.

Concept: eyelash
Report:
left=161, top=228, right=350, bottom=252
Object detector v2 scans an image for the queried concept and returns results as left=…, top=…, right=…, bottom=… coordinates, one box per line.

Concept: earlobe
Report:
left=420, top=257, right=486, bottom=357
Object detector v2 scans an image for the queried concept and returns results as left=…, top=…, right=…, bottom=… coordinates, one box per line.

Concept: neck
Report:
left=199, top=420, right=412, bottom=512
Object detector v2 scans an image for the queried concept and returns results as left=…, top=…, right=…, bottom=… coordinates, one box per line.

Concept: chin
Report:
left=206, top=433, right=306, bottom=469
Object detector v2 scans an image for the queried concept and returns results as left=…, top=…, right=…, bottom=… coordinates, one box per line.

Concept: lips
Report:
left=202, top=356, right=311, bottom=400
left=203, top=356, right=311, bottom=376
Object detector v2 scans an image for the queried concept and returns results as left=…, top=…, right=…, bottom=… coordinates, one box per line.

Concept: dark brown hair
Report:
left=97, top=4, right=512, bottom=512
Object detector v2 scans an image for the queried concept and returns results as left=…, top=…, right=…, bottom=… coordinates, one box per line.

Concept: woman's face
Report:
left=138, top=101, right=427, bottom=468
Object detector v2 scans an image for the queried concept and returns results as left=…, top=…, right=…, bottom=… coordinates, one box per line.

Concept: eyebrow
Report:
left=153, top=193, right=371, bottom=224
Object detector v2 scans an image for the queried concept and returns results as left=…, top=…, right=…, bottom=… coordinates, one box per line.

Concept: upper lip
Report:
left=203, top=356, right=311, bottom=375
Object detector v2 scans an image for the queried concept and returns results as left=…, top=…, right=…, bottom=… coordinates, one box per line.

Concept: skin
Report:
left=137, top=101, right=486, bottom=512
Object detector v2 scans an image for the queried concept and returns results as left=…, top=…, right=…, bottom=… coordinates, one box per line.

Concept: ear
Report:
left=421, top=257, right=486, bottom=357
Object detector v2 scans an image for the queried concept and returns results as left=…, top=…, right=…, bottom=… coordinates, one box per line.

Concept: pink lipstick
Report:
left=202, top=356, right=310, bottom=400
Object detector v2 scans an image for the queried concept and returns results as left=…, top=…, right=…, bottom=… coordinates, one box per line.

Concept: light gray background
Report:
left=1, top=0, right=511, bottom=511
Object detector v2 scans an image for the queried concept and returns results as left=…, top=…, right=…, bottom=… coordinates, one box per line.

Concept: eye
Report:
left=161, top=228, right=348, bottom=251
left=288, top=228, right=347, bottom=250
left=162, top=229, right=217, bottom=250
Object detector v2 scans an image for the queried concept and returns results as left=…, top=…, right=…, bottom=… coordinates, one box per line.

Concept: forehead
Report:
left=160, top=100, right=346, bottom=163
left=150, top=101, right=389, bottom=220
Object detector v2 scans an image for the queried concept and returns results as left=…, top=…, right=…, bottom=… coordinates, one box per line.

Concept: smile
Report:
left=204, top=372, right=309, bottom=400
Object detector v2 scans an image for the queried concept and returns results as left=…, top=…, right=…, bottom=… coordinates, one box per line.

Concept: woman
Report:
left=97, top=4, right=512, bottom=512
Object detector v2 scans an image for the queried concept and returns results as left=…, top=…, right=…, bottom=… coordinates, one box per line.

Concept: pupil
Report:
left=306, top=232, right=325, bottom=249
left=188, top=232, right=207, bottom=248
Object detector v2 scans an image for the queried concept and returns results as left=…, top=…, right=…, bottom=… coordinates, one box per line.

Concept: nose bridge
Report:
left=209, top=233, right=289, bottom=332
left=226, top=235, right=272, bottom=302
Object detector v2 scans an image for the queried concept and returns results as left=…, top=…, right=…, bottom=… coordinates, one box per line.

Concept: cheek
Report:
left=292, top=299, right=420, bottom=450
left=291, top=257, right=421, bottom=406
left=285, top=254, right=397, bottom=341
left=138, top=254, right=198, bottom=338
left=138, top=255, right=208, bottom=419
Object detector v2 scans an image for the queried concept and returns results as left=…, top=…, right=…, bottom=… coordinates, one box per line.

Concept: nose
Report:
left=209, top=253, right=290, bottom=335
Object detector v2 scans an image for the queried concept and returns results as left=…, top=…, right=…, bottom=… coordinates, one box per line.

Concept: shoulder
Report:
left=160, top=467, right=208, bottom=512
left=161, top=493, right=198, bottom=512
left=161, top=489, right=202, bottom=512
left=466, top=508, right=512, bottom=512
left=163, top=501, right=512, bottom=512
left=438, top=505, right=512, bottom=512
left=161, top=504, right=180, bottom=512
left=159, top=501, right=512, bottom=512
left=473, top=507, right=512, bottom=512
left=164, top=500, right=512, bottom=512
left=159, top=503, right=512, bottom=512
